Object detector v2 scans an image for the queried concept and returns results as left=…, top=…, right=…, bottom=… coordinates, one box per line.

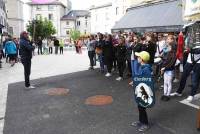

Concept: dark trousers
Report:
left=49, top=47, right=53, bottom=54
left=177, top=62, right=193, bottom=94
left=106, top=58, right=113, bottom=73
left=93, top=54, right=96, bottom=66
left=113, top=58, right=117, bottom=69
left=38, top=46, right=42, bottom=55
left=60, top=47, right=63, bottom=54
left=117, top=61, right=126, bottom=77
left=127, top=60, right=132, bottom=75
left=75, top=46, right=79, bottom=53
left=22, top=60, right=31, bottom=87
left=55, top=46, right=58, bottom=54
left=88, top=51, right=95, bottom=67
left=138, top=105, right=148, bottom=125
left=191, top=63, right=200, bottom=96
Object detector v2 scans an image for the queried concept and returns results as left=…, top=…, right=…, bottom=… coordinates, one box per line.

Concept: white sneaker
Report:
left=26, top=85, right=36, bottom=89
left=186, top=96, right=194, bottom=102
left=116, top=77, right=123, bottom=81
left=173, top=78, right=179, bottom=83
left=105, top=73, right=112, bottom=77
left=170, top=92, right=182, bottom=97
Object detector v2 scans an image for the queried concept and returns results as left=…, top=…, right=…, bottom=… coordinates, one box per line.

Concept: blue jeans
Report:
left=98, top=53, right=104, bottom=71
left=177, top=63, right=193, bottom=94
left=191, top=63, right=200, bottom=96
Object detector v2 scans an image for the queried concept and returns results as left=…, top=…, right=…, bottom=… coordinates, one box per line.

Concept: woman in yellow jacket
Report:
left=59, top=39, right=64, bottom=54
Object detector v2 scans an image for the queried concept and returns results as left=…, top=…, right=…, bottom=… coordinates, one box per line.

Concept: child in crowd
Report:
left=115, top=36, right=127, bottom=81
left=131, top=51, right=152, bottom=132
left=160, top=35, right=177, bottom=101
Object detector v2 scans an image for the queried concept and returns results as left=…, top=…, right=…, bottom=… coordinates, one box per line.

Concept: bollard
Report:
left=198, top=108, right=200, bottom=131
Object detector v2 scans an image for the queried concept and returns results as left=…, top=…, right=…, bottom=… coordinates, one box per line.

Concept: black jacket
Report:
left=116, top=45, right=127, bottom=62
left=103, top=40, right=113, bottom=58
left=19, top=38, right=35, bottom=61
left=96, top=39, right=105, bottom=50
left=54, top=40, right=59, bottom=47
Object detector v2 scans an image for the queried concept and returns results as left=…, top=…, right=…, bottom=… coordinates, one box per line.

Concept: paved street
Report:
left=0, top=50, right=200, bottom=134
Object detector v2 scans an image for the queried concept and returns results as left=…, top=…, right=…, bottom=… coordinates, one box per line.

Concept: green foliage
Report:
left=69, top=29, right=81, bottom=41
left=27, top=16, right=56, bottom=40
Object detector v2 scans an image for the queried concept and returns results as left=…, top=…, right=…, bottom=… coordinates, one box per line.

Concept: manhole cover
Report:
left=48, top=88, right=70, bottom=96
left=85, top=95, right=113, bottom=106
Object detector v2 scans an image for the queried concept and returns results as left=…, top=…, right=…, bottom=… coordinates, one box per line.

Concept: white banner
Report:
left=184, top=0, right=200, bottom=17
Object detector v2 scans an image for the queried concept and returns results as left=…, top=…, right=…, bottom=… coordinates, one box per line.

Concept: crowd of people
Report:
left=83, top=31, right=200, bottom=132
left=0, top=29, right=200, bottom=132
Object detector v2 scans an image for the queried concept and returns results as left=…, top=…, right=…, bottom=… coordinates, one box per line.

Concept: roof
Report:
left=112, top=0, right=184, bottom=32
left=27, top=1, right=66, bottom=7
left=61, top=10, right=90, bottom=20
left=90, top=3, right=112, bottom=10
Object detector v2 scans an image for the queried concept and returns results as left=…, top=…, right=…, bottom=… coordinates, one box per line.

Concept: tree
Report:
left=69, top=29, right=81, bottom=42
left=27, top=16, right=56, bottom=40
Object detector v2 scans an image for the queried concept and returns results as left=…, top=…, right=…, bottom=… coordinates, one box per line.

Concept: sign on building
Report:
left=184, top=0, right=200, bottom=20
left=133, top=75, right=155, bottom=108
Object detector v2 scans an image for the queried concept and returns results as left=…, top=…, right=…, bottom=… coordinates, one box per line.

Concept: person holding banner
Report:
left=131, top=51, right=153, bottom=132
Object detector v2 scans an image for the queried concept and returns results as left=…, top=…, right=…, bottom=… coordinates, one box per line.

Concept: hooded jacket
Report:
left=136, top=64, right=152, bottom=76
left=5, top=41, right=17, bottom=55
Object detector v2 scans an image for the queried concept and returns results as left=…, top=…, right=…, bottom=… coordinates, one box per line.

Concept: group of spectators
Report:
left=35, top=37, right=64, bottom=55
left=85, top=31, right=200, bottom=102
left=84, top=31, right=200, bottom=132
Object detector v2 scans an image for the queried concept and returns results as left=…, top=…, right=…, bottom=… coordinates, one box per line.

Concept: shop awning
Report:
left=112, top=0, right=184, bottom=33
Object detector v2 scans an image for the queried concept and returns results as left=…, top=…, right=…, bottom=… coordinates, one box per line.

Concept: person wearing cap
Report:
left=19, top=31, right=35, bottom=89
left=131, top=51, right=152, bottom=132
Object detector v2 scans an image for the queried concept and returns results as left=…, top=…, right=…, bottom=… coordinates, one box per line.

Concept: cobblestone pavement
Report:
left=0, top=50, right=89, bottom=134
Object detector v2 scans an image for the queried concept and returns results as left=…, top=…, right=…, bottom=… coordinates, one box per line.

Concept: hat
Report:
left=135, top=51, right=150, bottom=62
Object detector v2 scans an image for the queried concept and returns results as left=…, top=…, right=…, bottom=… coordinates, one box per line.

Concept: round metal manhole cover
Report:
left=48, top=88, right=70, bottom=96
left=85, top=95, right=113, bottom=106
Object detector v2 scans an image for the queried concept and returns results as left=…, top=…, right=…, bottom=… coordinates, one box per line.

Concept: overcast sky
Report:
left=71, top=0, right=93, bottom=9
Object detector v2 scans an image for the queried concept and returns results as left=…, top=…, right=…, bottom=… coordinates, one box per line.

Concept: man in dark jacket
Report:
left=54, top=38, right=59, bottom=55
left=20, top=31, right=35, bottom=89
left=37, top=37, right=43, bottom=55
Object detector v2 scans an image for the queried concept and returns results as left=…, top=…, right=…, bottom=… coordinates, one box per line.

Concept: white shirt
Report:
left=155, top=40, right=166, bottom=57
left=187, top=53, right=200, bottom=64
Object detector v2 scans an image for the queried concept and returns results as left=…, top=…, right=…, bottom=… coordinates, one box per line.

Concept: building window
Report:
left=49, top=14, right=53, bottom=20
left=85, top=16, right=87, bottom=19
left=116, top=7, right=119, bottom=15
left=66, top=30, right=70, bottom=35
left=66, top=21, right=69, bottom=25
left=77, top=21, right=80, bottom=26
left=48, top=5, right=54, bottom=10
left=36, top=14, right=41, bottom=19
left=36, top=6, right=42, bottom=10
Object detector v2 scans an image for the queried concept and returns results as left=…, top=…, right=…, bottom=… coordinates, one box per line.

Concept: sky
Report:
left=71, top=0, right=93, bottom=9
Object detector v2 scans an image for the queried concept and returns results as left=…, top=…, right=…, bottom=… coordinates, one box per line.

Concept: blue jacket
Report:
left=137, top=64, right=152, bottom=76
left=19, top=38, right=35, bottom=60
left=5, top=41, right=17, bottom=55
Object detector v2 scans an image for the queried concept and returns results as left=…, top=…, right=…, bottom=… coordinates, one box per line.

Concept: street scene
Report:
left=0, top=0, right=200, bottom=134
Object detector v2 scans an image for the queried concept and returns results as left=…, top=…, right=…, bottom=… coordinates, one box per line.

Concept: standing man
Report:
left=54, top=38, right=59, bottom=55
left=19, top=31, right=35, bottom=89
left=37, top=37, right=43, bottom=55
